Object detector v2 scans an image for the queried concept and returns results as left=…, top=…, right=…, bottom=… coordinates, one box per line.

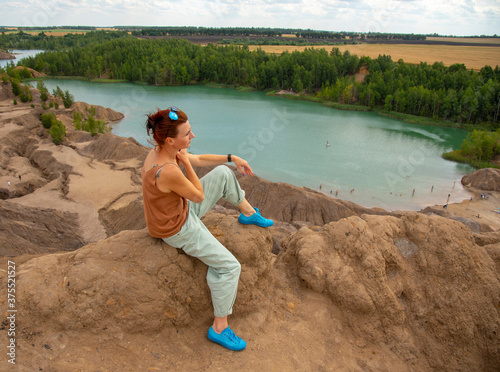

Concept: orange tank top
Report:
left=142, top=163, right=188, bottom=238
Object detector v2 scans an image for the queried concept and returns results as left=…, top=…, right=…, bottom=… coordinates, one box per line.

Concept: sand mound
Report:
left=462, top=168, right=500, bottom=192
left=278, top=212, right=500, bottom=371
left=15, top=215, right=273, bottom=332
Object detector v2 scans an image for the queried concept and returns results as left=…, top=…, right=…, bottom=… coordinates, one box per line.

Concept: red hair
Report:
left=146, top=107, right=188, bottom=147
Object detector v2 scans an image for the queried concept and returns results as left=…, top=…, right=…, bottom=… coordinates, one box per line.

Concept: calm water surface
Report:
left=37, top=79, right=474, bottom=211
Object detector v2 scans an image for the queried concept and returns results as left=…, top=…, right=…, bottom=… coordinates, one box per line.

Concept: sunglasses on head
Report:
left=168, top=106, right=179, bottom=120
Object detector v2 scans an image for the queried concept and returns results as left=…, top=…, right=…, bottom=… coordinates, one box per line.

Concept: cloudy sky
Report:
left=1, top=0, right=499, bottom=36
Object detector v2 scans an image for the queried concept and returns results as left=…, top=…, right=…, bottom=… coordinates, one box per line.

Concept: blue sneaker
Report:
left=238, top=208, right=273, bottom=227
left=207, top=326, right=247, bottom=351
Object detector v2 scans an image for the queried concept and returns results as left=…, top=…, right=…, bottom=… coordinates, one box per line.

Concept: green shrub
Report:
left=11, top=80, right=21, bottom=96
left=37, top=81, right=49, bottom=102
left=460, top=129, right=500, bottom=162
left=19, top=85, right=33, bottom=103
left=52, top=86, right=64, bottom=98
left=73, top=108, right=110, bottom=135
left=52, top=86, right=74, bottom=108
left=62, top=90, right=74, bottom=108
left=13, top=99, right=17, bottom=105
left=41, top=112, right=57, bottom=129
left=6, top=67, right=20, bottom=80
left=48, top=120, right=66, bottom=145
left=20, top=67, right=32, bottom=79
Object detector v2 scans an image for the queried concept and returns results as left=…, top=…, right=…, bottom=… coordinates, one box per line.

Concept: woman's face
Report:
left=171, top=120, right=195, bottom=149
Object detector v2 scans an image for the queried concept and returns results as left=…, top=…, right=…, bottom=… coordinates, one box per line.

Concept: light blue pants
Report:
left=162, top=165, right=246, bottom=317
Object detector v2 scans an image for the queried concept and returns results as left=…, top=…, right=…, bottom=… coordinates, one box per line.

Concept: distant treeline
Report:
left=217, top=38, right=356, bottom=46
left=10, top=37, right=499, bottom=127
left=1, top=26, right=98, bottom=31
left=0, top=30, right=132, bottom=50
left=132, top=27, right=426, bottom=41
left=132, top=27, right=285, bottom=37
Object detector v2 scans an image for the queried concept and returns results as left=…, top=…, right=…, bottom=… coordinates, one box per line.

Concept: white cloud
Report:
left=0, top=0, right=498, bottom=34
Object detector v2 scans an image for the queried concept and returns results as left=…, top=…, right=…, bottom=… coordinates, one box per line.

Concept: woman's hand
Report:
left=176, top=149, right=191, bottom=167
left=232, top=155, right=254, bottom=176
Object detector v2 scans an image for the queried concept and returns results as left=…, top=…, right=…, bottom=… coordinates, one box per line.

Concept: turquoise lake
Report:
left=35, top=79, right=474, bottom=211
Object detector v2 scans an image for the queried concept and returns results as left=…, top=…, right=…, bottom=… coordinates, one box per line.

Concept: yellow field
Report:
left=4, top=27, right=118, bottom=37
left=427, top=37, right=500, bottom=44
left=248, top=43, right=500, bottom=70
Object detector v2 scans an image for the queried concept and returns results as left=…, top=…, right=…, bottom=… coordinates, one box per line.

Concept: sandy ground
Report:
left=438, top=189, right=500, bottom=231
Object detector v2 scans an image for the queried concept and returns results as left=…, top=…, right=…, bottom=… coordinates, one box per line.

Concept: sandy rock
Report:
left=0, top=82, right=16, bottom=101
left=483, top=242, right=500, bottom=273
left=278, top=212, right=500, bottom=371
left=80, top=132, right=148, bottom=162
left=12, top=66, right=46, bottom=78
left=0, top=50, right=15, bottom=60
left=473, top=230, right=500, bottom=246
left=448, top=215, right=482, bottom=233
left=99, top=195, right=146, bottom=236
left=462, top=168, right=500, bottom=192
left=0, top=201, right=85, bottom=256
left=15, top=216, right=274, bottom=333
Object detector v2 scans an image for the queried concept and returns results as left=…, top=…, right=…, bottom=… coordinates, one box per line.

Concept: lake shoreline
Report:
left=28, top=77, right=475, bottom=212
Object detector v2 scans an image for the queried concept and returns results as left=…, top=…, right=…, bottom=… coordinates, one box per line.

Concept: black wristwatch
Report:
left=227, top=154, right=232, bottom=162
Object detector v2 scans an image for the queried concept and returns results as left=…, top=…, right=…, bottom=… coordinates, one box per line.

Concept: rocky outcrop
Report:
left=15, top=217, right=274, bottom=332
left=12, top=66, right=46, bottom=78
left=0, top=49, right=15, bottom=60
left=278, top=212, right=500, bottom=371
left=69, top=101, right=125, bottom=123
left=462, top=168, right=500, bottom=192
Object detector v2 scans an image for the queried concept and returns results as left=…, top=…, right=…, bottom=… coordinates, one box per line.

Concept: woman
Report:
left=142, top=106, right=273, bottom=351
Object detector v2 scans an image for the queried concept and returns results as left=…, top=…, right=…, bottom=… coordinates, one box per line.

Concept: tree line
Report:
left=0, top=30, right=132, bottom=51
left=133, top=27, right=284, bottom=37
left=132, top=27, right=426, bottom=41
